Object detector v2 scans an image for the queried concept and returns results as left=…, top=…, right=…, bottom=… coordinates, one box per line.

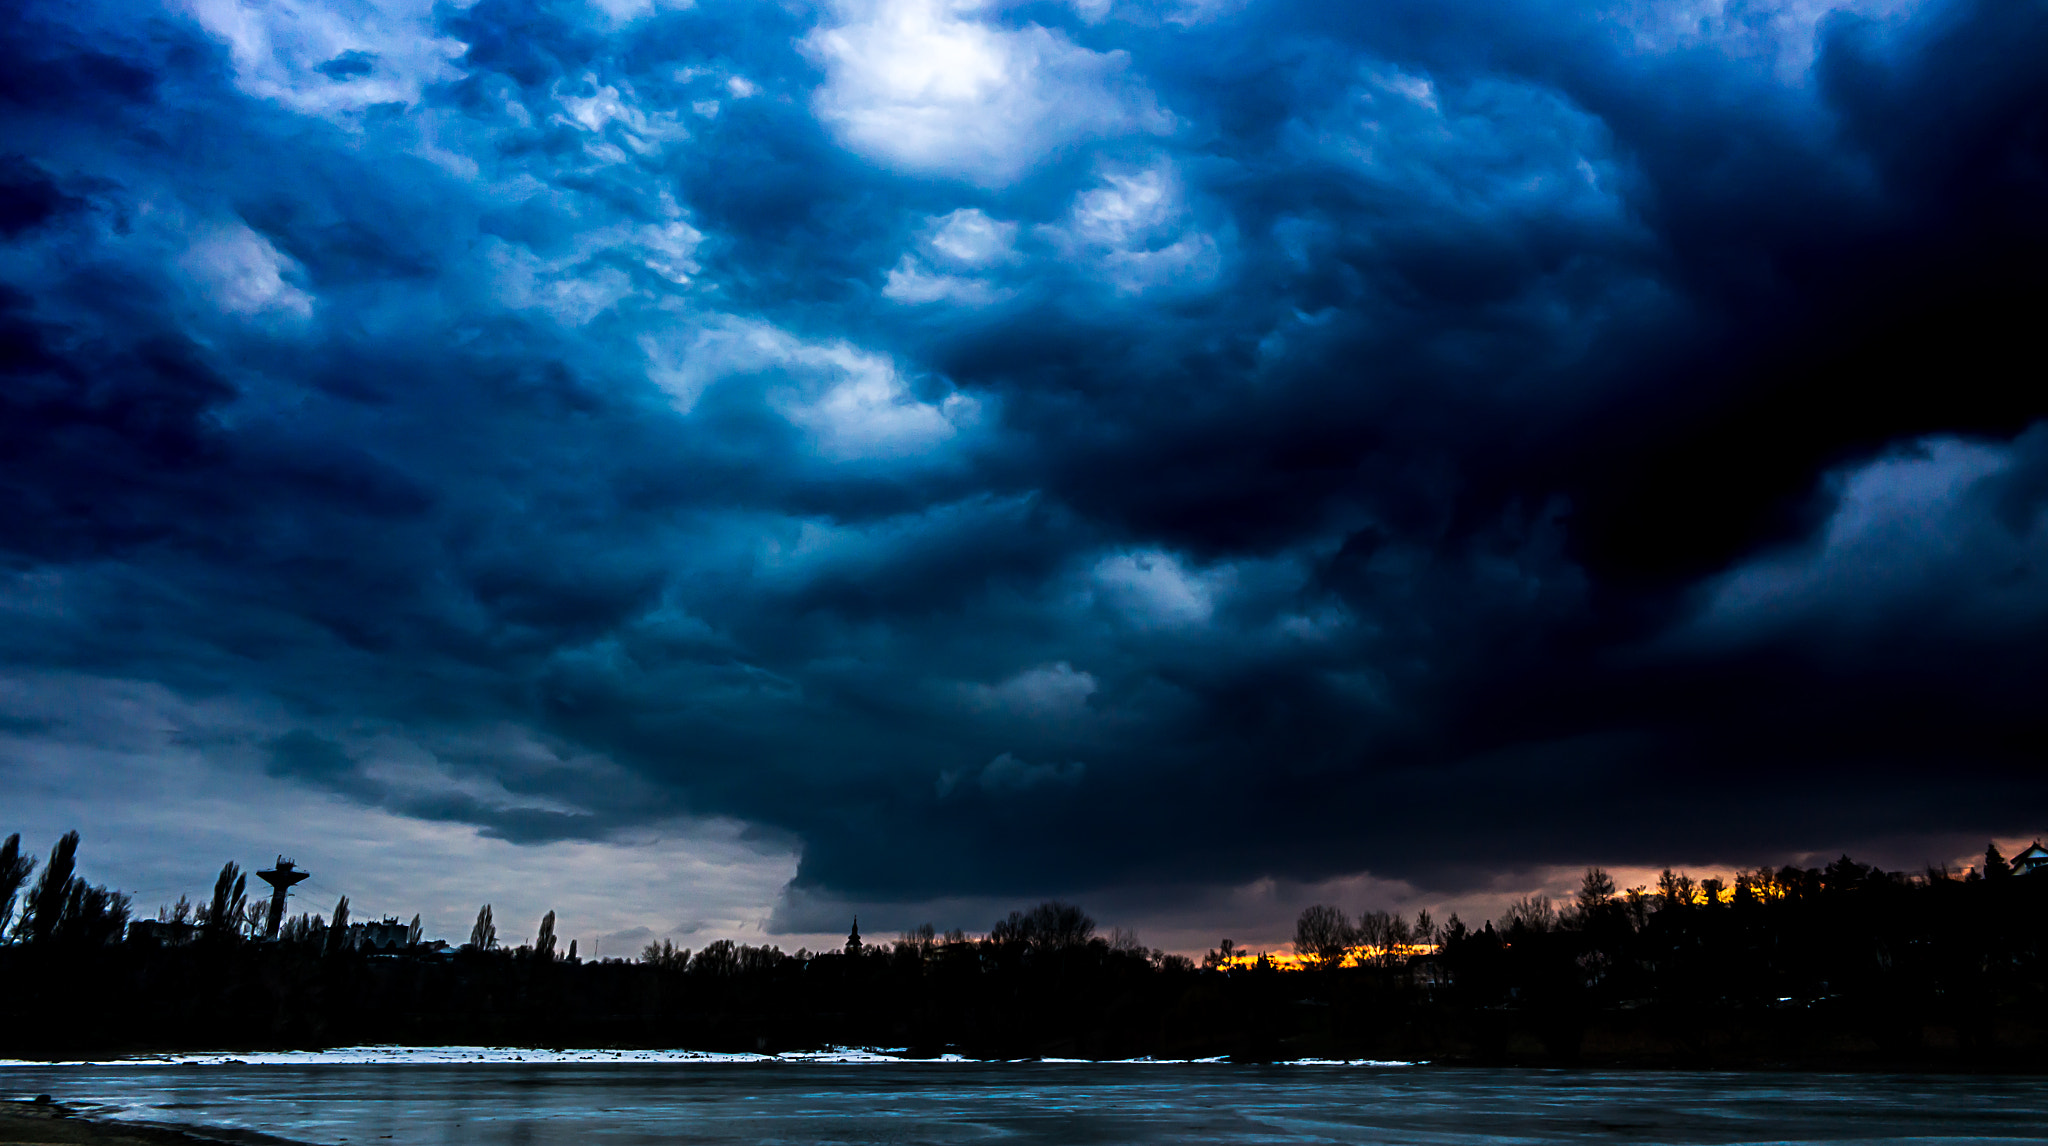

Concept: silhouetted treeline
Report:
left=1258, top=852, right=2048, bottom=1067
left=8, top=831, right=2048, bottom=1067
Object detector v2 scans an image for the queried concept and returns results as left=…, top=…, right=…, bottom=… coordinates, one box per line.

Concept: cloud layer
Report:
left=2, top=0, right=2045, bottom=945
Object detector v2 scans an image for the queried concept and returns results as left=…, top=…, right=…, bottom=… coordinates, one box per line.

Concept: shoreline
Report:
left=8, top=1047, right=2048, bottom=1073
left=0, top=1100, right=311, bottom=1146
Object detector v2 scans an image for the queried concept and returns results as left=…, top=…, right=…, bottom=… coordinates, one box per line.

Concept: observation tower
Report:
left=256, top=857, right=310, bottom=941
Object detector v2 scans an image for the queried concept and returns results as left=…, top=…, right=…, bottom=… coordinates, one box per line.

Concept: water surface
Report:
left=6, top=1056, right=2046, bottom=1145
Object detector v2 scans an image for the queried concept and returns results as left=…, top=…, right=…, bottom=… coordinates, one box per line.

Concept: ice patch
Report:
left=1277, top=1064, right=1425, bottom=1072
left=0, top=1046, right=1419, bottom=1066
left=0, top=1046, right=918, bottom=1067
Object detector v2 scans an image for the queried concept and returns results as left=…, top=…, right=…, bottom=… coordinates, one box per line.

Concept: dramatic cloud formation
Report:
left=2, top=0, right=2044, bottom=949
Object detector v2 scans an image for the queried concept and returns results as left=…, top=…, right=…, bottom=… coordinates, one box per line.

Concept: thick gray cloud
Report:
left=2, top=0, right=2045, bottom=941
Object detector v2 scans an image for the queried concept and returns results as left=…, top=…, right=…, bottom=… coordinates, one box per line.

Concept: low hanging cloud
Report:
left=937, top=752, right=1087, bottom=798
left=1, top=0, right=2046, bottom=948
left=1682, top=432, right=2048, bottom=648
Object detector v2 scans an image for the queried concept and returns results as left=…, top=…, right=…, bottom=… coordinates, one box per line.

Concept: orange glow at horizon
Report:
left=1215, top=942, right=1441, bottom=972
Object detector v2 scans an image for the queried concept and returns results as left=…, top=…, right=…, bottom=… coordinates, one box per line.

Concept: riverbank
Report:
left=0, top=1100, right=309, bottom=1146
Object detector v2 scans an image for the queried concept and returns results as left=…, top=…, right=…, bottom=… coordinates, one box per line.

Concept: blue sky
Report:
left=2, top=0, right=2045, bottom=955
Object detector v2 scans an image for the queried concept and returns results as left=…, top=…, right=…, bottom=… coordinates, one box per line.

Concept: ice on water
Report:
left=7, top=1055, right=2042, bottom=1146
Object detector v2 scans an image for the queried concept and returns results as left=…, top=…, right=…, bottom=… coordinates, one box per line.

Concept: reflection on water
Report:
left=5, top=1060, right=2048, bottom=1145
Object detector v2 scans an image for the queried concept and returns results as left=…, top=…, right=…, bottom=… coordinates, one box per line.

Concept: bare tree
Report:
left=24, top=832, right=80, bottom=944
left=1293, top=904, right=1354, bottom=968
left=641, top=938, right=689, bottom=969
left=1500, top=895, right=1556, bottom=934
left=691, top=938, right=739, bottom=975
left=15, top=834, right=128, bottom=947
left=469, top=904, right=496, bottom=950
left=203, top=861, right=246, bottom=943
left=536, top=910, right=558, bottom=961
left=1351, top=910, right=1412, bottom=965
left=898, top=922, right=938, bottom=959
left=990, top=902, right=1096, bottom=949
left=1623, top=886, right=1651, bottom=930
left=326, top=895, right=351, bottom=955
left=0, top=834, right=33, bottom=941
left=59, top=882, right=130, bottom=947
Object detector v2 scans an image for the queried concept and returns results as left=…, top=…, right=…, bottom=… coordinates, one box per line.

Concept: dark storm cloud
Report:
left=2, top=0, right=2045, bottom=928
left=0, top=158, right=85, bottom=238
left=314, top=51, right=378, bottom=81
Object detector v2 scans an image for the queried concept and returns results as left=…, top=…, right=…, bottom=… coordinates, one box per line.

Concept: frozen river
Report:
left=5, top=1052, right=2047, bottom=1145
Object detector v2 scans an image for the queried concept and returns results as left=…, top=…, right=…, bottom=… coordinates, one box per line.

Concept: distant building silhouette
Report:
left=127, top=919, right=201, bottom=946
left=355, top=917, right=411, bottom=953
left=845, top=917, right=861, bottom=956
